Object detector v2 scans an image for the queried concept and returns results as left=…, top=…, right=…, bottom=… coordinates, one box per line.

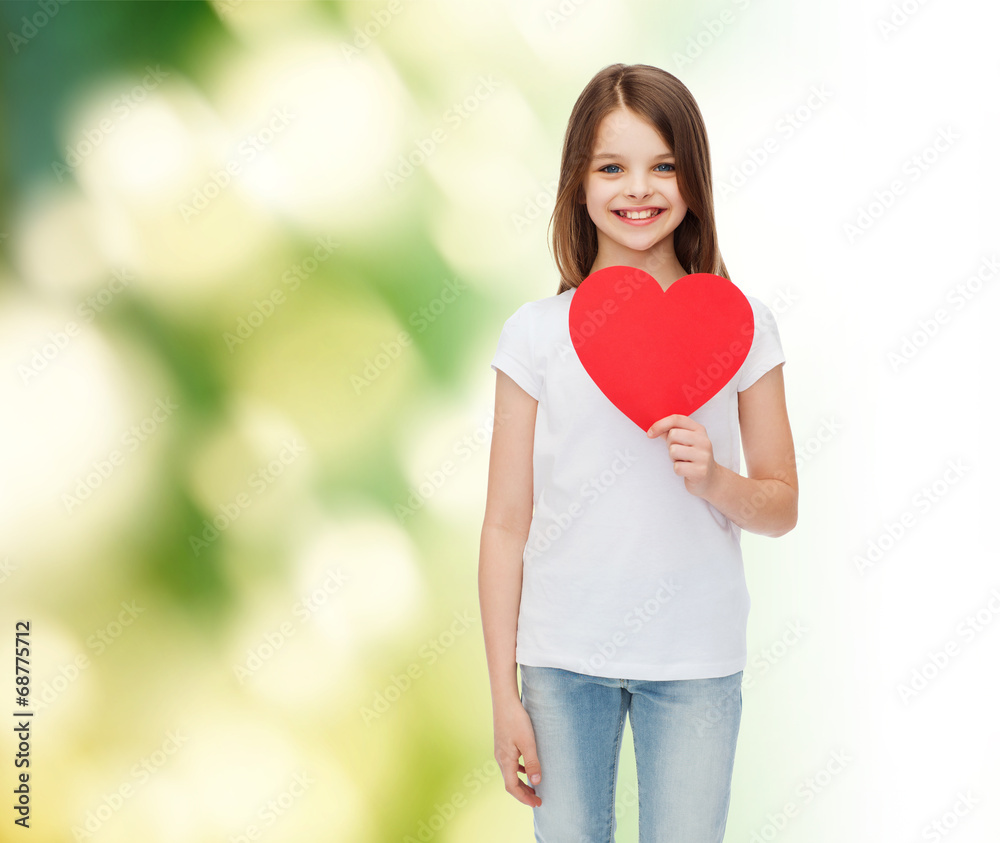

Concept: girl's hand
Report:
left=646, top=414, right=719, bottom=499
left=492, top=696, right=543, bottom=808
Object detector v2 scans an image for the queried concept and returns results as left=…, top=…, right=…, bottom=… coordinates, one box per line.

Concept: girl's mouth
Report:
left=613, top=208, right=665, bottom=224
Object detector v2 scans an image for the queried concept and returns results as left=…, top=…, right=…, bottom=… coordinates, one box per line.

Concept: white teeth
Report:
left=617, top=208, right=662, bottom=220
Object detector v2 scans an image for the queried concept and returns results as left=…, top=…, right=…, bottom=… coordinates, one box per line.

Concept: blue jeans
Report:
left=519, top=664, right=743, bottom=843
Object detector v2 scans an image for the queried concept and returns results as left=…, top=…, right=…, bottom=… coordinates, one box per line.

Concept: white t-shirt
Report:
left=490, top=283, right=786, bottom=681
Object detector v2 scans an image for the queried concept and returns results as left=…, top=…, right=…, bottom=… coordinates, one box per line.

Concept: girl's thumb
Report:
left=523, top=752, right=541, bottom=784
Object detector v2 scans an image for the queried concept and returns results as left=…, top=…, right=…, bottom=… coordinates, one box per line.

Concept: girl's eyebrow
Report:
left=592, top=152, right=675, bottom=160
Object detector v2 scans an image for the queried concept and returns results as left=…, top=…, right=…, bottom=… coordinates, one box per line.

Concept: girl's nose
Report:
left=626, top=179, right=652, bottom=199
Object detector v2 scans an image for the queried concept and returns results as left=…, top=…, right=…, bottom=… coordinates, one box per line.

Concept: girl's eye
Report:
left=598, top=163, right=675, bottom=174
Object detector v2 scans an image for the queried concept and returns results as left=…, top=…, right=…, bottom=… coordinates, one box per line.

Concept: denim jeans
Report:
left=519, top=664, right=743, bottom=843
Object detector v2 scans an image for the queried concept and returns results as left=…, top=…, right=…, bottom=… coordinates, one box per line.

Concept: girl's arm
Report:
left=479, top=370, right=543, bottom=806
left=479, top=369, right=536, bottom=704
left=717, top=364, right=798, bottom=536
left=648, top=364, right=798, bottom=537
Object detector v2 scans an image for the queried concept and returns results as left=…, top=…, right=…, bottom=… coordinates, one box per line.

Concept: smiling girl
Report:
left=479, top=63, right=797, bottom=842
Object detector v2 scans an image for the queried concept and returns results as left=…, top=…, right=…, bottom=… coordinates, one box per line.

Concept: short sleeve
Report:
left=490, top=302, right=541, bottom=400
left=736, top=296, right=786, bottom=392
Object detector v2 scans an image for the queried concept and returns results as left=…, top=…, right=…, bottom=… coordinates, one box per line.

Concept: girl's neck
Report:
left=588, top=254, right=689, bottom=292
left=589, top=232, right=689, bottom=292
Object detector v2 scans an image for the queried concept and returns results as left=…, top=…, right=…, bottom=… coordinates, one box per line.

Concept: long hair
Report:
left=549, top=63, right=729, bottom=294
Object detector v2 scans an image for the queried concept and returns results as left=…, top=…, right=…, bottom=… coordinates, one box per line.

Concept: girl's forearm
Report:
left=478, top=524, right=528, bottom=707
left=699, top=464, right=797, bottom=537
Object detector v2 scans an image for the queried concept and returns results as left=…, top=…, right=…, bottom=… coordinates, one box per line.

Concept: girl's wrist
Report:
left=492, top=692, right=523, bottom=716
left=487, top=665, right=521, bottom=705
left=695, top=459, right=726, bottom=502
left=490, top=678, right=522, bottom=708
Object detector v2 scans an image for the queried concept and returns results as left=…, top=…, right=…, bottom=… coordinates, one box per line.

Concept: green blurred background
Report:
left=2, top=0, right=998, bottom=841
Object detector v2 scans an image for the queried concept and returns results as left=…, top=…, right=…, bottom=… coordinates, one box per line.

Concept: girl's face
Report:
left=581, top=107, right=688, bottom=263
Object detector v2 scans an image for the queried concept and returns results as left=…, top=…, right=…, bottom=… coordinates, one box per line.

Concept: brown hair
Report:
left=549, top=63, right=729, bottom=294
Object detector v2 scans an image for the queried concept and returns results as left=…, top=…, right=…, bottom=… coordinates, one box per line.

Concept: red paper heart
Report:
left=568, top=266, right=754, bottom=431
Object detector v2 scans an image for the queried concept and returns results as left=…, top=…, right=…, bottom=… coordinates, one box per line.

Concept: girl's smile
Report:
left=612, top=206, right=668, bottom=225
